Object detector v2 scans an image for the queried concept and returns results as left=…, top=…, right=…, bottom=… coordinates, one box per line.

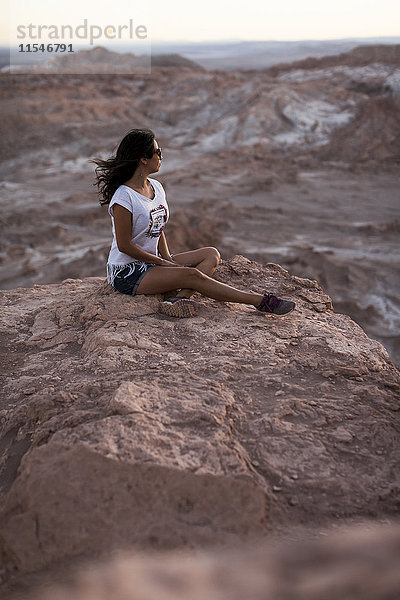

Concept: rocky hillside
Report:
left=266, top=43, right=400, bottom=75
left=9, top=46, right=205, bottom=75
left=2, top=44, right=399, bottom=162
left=0, top=44, right=399, bottom=364
left=0, top=256, right=399, bottom=594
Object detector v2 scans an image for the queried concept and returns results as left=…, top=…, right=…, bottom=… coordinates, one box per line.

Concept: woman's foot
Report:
left=159, top=297, right=198, bottom=318
left=256, top=293, right=295, bottom=315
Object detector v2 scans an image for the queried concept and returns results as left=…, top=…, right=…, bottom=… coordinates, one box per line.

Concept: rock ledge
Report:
left=0, top=256, right=399, bottom=575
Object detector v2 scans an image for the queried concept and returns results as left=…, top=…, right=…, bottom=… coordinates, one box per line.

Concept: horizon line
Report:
left=2, top=34, right=400, bottom=49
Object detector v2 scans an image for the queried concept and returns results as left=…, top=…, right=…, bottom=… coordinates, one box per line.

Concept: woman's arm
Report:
left=158, top=231, right=172, bottom=260
left=113, top=204, right=176, bottom=266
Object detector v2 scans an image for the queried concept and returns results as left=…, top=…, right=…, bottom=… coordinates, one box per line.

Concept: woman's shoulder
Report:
left=111, top=185, right=136, bottom=202
left=108, top=185, right=135, bottom=214
left=113, top=184, right=132, bottom=196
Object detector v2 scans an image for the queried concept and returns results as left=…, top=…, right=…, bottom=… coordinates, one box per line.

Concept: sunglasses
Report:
left=153, top=147, right=163, bottom=159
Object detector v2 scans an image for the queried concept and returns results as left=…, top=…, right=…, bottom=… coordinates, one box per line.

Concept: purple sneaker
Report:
left=256, top=292, right=295, bottom=315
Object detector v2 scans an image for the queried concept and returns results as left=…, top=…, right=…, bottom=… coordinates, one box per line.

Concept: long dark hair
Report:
left=90, top=128, right=156, bottom=205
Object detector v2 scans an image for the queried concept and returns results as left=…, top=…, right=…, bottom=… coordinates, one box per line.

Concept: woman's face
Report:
left=147, top=140, right=162, bottom=173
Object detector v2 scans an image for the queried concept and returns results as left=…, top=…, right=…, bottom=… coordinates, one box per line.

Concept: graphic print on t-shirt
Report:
left=145, top=204, right=168, bottom=238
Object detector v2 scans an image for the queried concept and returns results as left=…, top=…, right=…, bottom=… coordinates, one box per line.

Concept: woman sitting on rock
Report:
left=91, top=128, right=295, bottom=318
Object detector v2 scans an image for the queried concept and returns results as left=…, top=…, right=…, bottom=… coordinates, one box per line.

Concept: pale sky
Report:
left=2, top=0, right=400, bottom=45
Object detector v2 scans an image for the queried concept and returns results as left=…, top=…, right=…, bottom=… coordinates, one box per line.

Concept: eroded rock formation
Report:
left=0, top=256, right=399, bottom=584
left=1, top=44, right=399, bottom=366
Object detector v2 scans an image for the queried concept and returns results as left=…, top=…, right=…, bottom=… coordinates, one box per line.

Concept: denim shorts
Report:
left=109, top=262, right=156, bottom=296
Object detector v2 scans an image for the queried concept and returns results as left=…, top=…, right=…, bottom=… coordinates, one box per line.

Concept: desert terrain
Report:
left=1, top=44, right=399, bottom=364
left=0, top=44, right=399, bottom=597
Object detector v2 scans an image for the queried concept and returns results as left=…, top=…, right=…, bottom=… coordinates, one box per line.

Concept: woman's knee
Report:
left=205, top=246, right=221, bottom=266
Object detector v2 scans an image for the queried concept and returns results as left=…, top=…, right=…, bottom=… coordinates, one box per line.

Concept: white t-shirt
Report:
left=107, top=178, right=169, bottom=267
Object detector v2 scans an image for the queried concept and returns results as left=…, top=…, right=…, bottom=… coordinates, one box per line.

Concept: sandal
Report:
left=158, top=297, right=198, bottom=318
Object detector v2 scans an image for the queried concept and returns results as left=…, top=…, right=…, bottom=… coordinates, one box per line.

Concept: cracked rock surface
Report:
left=0, top=256, right=399, bottom=580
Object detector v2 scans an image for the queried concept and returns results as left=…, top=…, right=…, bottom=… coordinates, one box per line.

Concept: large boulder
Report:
left=0, top=256, right=399, bottom=578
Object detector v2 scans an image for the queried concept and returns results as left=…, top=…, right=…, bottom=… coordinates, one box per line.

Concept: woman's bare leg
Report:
left=171, top=247, right=220, bottom=299
left=136, top=265, right=263, bottom=306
